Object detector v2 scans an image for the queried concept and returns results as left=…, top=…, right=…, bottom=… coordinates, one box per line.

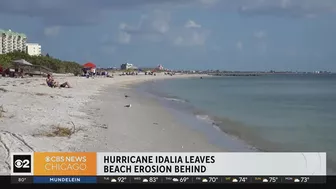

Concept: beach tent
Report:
left=83, top=62, right=96, bottom=68
left=12, top=59, right=33, bottom=66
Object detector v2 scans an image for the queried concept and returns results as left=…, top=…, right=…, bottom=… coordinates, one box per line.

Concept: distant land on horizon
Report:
left=98, top=66, right=334, bottom=74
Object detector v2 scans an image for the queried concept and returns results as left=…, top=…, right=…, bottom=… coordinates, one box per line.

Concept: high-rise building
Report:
left=26, top=43, right=41, bottom=56
left=0, top=29, right=27, bottom=54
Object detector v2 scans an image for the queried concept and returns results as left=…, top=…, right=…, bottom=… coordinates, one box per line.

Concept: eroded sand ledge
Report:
left=0, top=73, right=221, bottom=174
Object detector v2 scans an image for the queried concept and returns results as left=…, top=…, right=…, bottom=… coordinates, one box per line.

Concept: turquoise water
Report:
left=143, top=74, right=336, bottom=174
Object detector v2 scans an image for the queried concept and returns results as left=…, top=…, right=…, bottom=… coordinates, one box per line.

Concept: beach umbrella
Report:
left=83, top=62, right=96, bottom=68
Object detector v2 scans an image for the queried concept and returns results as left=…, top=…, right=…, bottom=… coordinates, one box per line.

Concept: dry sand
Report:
left=0, top=73, right=222, bottom=174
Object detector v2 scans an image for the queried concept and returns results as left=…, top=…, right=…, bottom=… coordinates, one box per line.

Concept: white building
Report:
left=0, top=29, right=27, bottom=54
left=121, top=63, right=137, bottom=70
left=26, top=43, right=41, bottom=56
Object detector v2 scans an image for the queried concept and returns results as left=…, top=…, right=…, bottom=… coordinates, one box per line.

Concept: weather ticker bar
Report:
left=9, top=176, right=326, bottom=184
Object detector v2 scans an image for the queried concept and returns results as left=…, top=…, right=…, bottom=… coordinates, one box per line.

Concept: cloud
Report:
left=199, top=0, right=219, bottom=6
left=173, top=19, right=209, bottom=47
left=116, top=23, right=136, bottom=44
left=101, top=45, right=116, bottom=54
left=185, top=20, right=202, bottom=28
left=44, top=26, right=61, bottom=37
left=1, top=0, right=335, bottom=27
left=0, top=0, right=210, bottom=26
left=171, top=19, right=209, bottom=46
left=114, top=10, right=170, bottom=44
left=150, top=10, right=171, bottom=34
left=237, top=0, right=336, bottom=18
left=236, top=41, right=243, bottom=51
left=173, top=31, right=209, bottom=46
left=254, top=30, right=266, bottom=39
left=118, top=30, right=131, bottom=44
left=112, top=10, right=209, bottom=47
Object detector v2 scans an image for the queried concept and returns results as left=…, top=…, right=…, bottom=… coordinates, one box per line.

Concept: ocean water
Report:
left=140, top=74, right=336, bottom=174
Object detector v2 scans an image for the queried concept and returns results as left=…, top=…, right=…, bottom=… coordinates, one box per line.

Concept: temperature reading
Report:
left=117, top=177, right=126, bottom=183
left=180, top=177, right=189, bottom=182
left=209, top=177, right=218, bottom=182
left=239, top=177, right=248, bottom=182
left=18, top=178, right=26, bottom=182
left=149, top=177, right=158, bottom=182
left=269, top=177, right=278, bottom=183
left=301, top=177, right=309, bottom=183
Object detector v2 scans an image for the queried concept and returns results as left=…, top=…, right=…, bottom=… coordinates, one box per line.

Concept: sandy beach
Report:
left=0, top=73, right=222, bottom=174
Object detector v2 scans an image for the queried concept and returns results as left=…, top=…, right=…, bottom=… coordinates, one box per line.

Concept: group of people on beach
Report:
left=0, top=66, right=24, bottom=78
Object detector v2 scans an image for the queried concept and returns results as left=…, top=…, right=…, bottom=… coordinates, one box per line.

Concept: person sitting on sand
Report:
left=46, top=74, right=71, bottom=88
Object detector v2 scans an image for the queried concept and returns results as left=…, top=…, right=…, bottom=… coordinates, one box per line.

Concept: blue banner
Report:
left=33, top=176, right=97, bottom=184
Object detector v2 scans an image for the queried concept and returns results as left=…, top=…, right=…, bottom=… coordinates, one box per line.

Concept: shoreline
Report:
left=134, top=81, right=257, bottom=152
left=80, top=80, right=224, bottom=152
left=137, top=75, right=336, bottom=175
left=0, top=73, right=213, bottom=174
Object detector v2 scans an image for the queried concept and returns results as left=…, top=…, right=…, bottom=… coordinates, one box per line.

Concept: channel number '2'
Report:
left=15, top=159, right=30, bottom=168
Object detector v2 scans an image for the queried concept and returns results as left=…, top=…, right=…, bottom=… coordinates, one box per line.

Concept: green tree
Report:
left=0, top=51, right=82, bottom=74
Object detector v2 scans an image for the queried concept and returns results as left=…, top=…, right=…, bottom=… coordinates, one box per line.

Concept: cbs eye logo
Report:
left=13, top=155, right=31, bottom=173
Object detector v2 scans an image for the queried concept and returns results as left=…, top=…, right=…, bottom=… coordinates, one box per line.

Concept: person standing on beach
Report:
left=91, top=67, right=96, bottom=78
